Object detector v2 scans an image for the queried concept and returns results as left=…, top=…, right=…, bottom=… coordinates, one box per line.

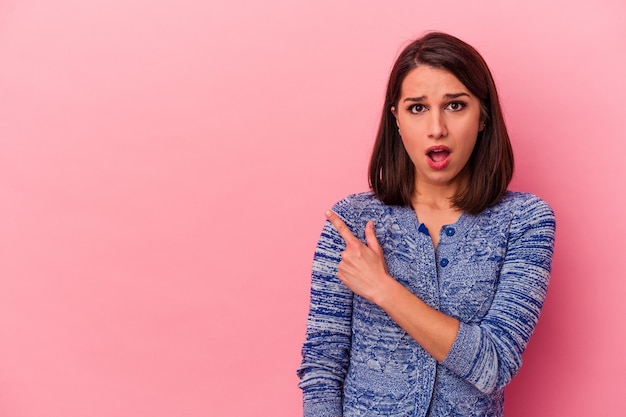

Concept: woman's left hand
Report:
left=325, top=210, right=393, bottom=304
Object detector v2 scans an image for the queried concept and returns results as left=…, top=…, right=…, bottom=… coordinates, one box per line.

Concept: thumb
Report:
left=365, top=221, right=382, bottom=254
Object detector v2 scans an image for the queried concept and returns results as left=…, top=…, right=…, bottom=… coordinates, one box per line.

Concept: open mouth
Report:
left=427, top=148, right=450, bottom=162
left=425, top=146, right=451, bottom=170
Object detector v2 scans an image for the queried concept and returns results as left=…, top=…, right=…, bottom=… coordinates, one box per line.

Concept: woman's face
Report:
left=392, top=65, right=483, bottom=192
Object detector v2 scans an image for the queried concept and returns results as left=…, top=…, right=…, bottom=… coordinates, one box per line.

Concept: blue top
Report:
left=297, top=191, right=556, bottom=417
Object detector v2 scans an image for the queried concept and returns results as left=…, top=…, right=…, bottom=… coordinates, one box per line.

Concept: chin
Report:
left=422, top=171, right=463, bottom=187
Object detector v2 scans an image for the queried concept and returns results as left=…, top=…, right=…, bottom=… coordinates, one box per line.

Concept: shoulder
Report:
left=489, top=191, right=555, bottom=223
left=332, top=191, right=380, bottom=208
left=331, top=191, right=386, bottom=220
left=330, top=191, right=396, bottom=236
left=466, top=192, right=555, bottom=242
left=488, top=191, right=556, bottom=246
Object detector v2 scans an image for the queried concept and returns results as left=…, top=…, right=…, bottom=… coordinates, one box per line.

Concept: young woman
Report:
left=297, top=32, right=556, bottom=417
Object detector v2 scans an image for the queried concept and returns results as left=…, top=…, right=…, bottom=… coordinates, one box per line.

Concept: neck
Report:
left=412, top=181, right=458, bottom=210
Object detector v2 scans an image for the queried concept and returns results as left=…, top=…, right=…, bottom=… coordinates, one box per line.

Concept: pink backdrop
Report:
left=1, top=0, right=625, bottom=416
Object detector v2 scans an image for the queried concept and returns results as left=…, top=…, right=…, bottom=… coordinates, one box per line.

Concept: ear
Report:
left=391, top=106, right=399, bottom=126
left=478, top=120, right=486, bottom=132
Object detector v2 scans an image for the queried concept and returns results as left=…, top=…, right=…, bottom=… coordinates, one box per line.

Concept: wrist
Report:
left=371, top=274, right=402, bottom=309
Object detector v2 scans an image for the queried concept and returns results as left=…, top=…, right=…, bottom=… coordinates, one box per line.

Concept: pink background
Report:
left=1, top=0, right=625, bottom=416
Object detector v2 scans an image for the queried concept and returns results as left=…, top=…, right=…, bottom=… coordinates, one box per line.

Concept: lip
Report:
left=425, top=145, right=452, bottom=170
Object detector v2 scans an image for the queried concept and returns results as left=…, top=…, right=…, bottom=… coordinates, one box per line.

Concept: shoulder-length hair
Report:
left=369, top=32, right=514, bottom=214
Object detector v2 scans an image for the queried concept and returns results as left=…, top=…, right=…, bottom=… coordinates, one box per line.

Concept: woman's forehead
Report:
left=400, top=66, right=472, bottom=98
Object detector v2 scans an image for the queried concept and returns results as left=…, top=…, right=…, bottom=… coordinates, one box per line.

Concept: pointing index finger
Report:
left=325, top=210, right=359, bottom=246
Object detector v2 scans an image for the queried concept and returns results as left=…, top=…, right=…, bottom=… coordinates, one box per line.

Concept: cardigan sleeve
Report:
left=441, top=195, right=556, bottom=394
left=297, top=198, right=358, bottom=417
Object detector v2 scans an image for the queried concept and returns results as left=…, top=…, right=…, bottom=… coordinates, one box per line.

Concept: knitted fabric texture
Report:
left=297, top=191, right=556, bottom=417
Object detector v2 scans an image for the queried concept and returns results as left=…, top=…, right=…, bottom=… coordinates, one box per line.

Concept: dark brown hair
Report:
left=368, top=32, right=513, bottom=214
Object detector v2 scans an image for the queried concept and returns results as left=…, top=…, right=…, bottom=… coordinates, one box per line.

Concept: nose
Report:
left=428, top=112, right=447, bottom=139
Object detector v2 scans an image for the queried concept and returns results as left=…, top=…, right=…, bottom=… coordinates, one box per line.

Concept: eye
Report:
left=445, top=101, right=466, bottom=111
left=408, top=104, right=427, bottom=114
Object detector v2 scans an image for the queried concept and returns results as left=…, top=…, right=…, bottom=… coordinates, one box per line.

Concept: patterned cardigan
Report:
left=297, top=191, right=556, bottom=417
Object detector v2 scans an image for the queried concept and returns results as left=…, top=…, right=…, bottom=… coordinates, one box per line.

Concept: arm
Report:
left=325, top=197, right=556, bottom=394
left=324, top=211, right=458, bottom=362
left=297, top=207, right=355, bottom=417
left=440, top=197, right=556, bottom=393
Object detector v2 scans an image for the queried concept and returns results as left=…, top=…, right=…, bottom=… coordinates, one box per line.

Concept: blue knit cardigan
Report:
left=297, top=191, right=555, bottom=417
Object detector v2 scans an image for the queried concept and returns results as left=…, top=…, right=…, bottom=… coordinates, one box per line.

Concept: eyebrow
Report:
left=403, top=92, right=471, bottom=102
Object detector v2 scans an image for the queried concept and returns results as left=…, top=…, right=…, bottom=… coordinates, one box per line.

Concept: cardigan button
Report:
left=445, top=227, right=455, bottom=236
left=440, top=258, right=449, bottom=267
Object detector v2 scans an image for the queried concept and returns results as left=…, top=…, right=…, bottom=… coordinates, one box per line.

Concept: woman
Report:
left=297, top=32, right=556, bottom=417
